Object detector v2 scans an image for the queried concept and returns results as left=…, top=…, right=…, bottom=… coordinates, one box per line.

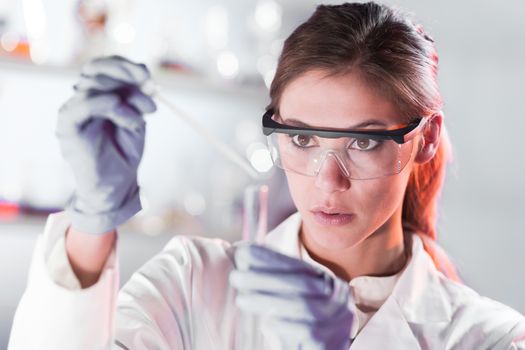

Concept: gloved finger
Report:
left=236, top=291, right=343, bottom=322
left=99, top=101, right=144, bottom=132
left=57, top=93, right=144, bottom=135
left=234, top=244, right=324, bottom=276
left=74, top=74, right=125, bottom=92
left=57, top=93, right=109, bottom=134
left=126, top=88, right=157, bottom=114
left=74, top=77, right=156, bottom=115
left=229, top=269, right=330, bottom=297
left=81, top=55, right=150, bottom=85
left=75, top=73, right=154, bottom=96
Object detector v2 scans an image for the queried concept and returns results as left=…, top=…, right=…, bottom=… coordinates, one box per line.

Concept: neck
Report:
left=300, top=208, right=409, bottom=281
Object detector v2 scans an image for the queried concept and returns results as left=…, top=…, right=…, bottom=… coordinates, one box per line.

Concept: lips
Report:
left=310, top=206, right=355, bottom=226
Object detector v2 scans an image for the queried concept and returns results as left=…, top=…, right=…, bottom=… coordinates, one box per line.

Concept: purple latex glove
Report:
left=56, top=56, right=156, bottom=234
left=230, top=243, right=355, bottom=350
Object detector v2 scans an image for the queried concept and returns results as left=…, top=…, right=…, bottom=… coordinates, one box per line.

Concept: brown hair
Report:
left=269, top=2, right=460, bottom=281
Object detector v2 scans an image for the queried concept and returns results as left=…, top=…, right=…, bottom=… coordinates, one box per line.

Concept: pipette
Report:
left=143, top=83, right=262, bottom=181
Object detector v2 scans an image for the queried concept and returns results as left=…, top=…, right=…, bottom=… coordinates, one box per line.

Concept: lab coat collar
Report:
left=391, top=233, right=453, bottom=324
left=352, top=235, right=452, bottom=349
left=264, top=212, right=452, bottom=348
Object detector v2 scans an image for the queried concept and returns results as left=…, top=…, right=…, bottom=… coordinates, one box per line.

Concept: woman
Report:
left=9, top=2, right=525, bottom=349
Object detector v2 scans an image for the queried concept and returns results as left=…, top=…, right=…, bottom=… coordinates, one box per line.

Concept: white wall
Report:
left=387, top=0, right=525, bottom=314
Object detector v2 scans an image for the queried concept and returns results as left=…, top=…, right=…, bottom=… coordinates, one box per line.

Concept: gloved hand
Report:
left=56, top=55, right=157, bottom=234
left=230, top=244, right=355, bottom=350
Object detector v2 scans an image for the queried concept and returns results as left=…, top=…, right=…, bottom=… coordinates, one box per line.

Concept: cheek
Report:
left=357, top=175, right=409, bottom=219
left=284, top=172, right=312, bottom=211
left=355, top=155, right=415, bottom=219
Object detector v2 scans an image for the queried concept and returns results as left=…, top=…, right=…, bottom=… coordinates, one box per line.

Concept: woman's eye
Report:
left=291, top=134, right=315, bottom=148
left=350, top=138, right=380, bottom=151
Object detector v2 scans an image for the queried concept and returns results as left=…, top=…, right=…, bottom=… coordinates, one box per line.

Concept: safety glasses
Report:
left=262, top=109, right=428, bottom=180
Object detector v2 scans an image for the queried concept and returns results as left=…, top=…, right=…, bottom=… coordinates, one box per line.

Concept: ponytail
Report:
left=403, top=127, right=461, bottom=282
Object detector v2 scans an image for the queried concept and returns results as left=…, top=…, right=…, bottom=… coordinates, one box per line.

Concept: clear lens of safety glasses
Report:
left=267, top=133, right=416, bottom=180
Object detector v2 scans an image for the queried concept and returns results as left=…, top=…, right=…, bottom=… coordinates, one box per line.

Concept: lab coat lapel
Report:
left=350, top=296, right=421, bottom=349
left=352, top=234, right=452, bottom=349
left=392, top=234, right=452, bottom=324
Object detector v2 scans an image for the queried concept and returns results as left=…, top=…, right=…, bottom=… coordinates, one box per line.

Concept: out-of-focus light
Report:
left=1, top=32, right=20, bottom=52
left=255, top=0, right=282, bottom=33
left=113, top=23, right=136, bottom=44
left=250, top=148, right=273, bottom=173
left=217, top=51, right=239, bottom=78
left=246, top=141, right=265, bottom=157
left=140, top=215, right=166, bottom=235
left=184, top=192, right=206, bottom=216
left=247, top=142, right=273, bottom=173
left=206, top=5, right=229, bottom=49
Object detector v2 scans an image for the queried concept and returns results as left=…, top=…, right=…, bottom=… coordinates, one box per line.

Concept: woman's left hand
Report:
left=230, top=243, right=355, bottom=350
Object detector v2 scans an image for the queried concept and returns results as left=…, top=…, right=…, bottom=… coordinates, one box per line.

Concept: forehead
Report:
left=279, top=69, right=402, bottom=129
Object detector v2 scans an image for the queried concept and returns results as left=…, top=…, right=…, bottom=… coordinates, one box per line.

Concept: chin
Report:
left=302, top=214, right=366, bottom=251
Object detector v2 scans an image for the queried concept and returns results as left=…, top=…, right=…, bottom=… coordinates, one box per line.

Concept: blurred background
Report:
left=0, top=0, right=524, bottom=346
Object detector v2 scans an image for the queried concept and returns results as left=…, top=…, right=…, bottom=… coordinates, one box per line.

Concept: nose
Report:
left=314, top=152, right=351, bottom=193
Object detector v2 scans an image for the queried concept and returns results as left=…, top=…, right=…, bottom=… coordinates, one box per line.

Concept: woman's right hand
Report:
left=230, top=244, right=355, bottom=350
left=57, top=55, right=157, bottom=235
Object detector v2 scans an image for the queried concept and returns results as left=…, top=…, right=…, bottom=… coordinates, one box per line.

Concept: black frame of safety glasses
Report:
left=262, top=109, right=425, bottom=144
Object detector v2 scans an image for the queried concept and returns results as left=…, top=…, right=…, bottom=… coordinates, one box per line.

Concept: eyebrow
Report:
left=281, top=117, right=388, bottom=129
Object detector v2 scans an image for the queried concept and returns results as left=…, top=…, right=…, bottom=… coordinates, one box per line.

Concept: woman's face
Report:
left=279, top=69, right=419, bottom=251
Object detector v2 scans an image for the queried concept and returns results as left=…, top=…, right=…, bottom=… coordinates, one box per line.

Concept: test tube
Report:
left=242, top=185, right=268, bottom=244
left=237, top=184, right=268, bottom=350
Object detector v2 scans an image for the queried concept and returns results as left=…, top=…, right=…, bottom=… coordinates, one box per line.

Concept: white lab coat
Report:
left=8, top=211, right=525, bottom=349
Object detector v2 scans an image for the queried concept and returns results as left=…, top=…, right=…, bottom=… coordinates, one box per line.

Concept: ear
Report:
left=414, top=112, right=443, bottom=164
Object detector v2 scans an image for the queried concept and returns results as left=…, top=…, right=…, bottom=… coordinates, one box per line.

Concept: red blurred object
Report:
left=159, top=60, right=193, bottom=73
left=0, top=201, right=58, bottom=221
left=0, top=201, right=20, bottom=221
